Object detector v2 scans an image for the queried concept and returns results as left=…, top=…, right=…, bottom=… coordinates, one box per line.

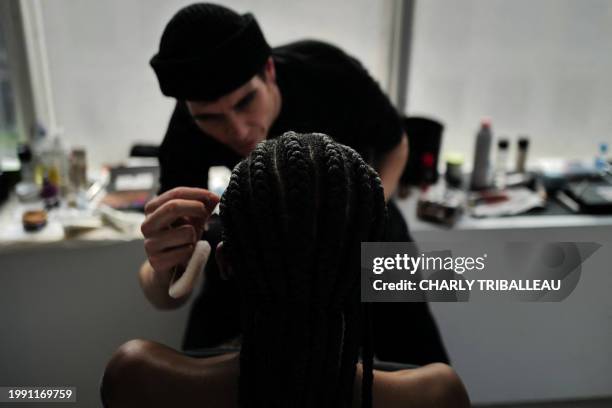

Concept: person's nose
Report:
left=225, top=112, right=249, bottom=141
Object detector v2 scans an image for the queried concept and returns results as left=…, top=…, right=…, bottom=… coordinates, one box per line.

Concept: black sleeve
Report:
left=157, top=102, right=211, bottom=194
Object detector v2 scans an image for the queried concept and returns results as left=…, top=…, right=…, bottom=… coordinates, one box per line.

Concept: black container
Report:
left=400, top=116, right=444, bottom=187
left=0, top=169, right=20, bottom=204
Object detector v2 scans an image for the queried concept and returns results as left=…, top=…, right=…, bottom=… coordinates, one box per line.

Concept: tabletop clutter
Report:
left=0, top=133, right=155, bottom=242
left=1, top=118, right=611, bottom=240
left=0, top=131, right=235, bottom=243
left=403, top=117, right=612, bottom=226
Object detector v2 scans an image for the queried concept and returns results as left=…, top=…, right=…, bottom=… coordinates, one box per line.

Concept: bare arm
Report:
left=354, top=362, right=471, bottom=408
left=377, top=132, right=409, bottom=201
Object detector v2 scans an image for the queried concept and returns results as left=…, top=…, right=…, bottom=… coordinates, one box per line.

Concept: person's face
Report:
left=186, top=58, right=280, bottom=157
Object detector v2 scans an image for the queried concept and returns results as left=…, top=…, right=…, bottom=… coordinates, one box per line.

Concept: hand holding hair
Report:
left=140, top=187, right=219, bottom=298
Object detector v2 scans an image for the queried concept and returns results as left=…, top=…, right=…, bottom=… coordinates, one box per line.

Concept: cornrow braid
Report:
left=220, top=132, right=386, bottom=408
left=310, top=135, right=351, bottom=407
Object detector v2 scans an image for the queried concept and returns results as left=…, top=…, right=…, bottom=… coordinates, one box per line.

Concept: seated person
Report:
left=101, top=132, right=470, bottom=408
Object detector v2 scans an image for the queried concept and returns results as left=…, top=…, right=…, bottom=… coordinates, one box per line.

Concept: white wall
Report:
left=406, top=0, right=612, bottom=168
left=37, top=0, right=395, bottom=169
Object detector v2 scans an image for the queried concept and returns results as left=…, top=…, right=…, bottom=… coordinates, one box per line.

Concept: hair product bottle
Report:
left=470, top=119, right=492, bottom=191
left=516, top=137, right=530, bottom=173
left=494, top=138, right=509, bottom=190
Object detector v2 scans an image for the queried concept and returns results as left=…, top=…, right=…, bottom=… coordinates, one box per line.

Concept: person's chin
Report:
left=236, top=143, right=257, bottom=157
left=244, top=138, right=267, bottom=155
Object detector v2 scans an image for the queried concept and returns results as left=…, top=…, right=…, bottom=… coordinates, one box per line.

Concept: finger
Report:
left=145, top=187, right=219, bottom=214
left=172, top=216, right=206, bottom=241
left=144, top=224, right=196, bottom=254
left=141, top=199, right=209, bottom=236
left=145, top=187, right=220, bottom=215
left=149, top=244, right=194, bottom=276
left=171, top=216, right=191, bottom=228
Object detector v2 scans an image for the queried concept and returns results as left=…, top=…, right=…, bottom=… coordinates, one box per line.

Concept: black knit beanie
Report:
left=150, top=3, right=271, bottom=101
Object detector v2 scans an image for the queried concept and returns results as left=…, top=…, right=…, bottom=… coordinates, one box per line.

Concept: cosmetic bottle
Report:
left=516, top=137, right=529, bottom=173
left=494, top=138, right=509, bottom=190
left=470, top=119, right=492, bottom=190
left=595, top=142, right=609, bottom=172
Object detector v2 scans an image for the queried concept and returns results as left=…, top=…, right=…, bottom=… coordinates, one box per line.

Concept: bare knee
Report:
left=426, top=363, right=470, bottom=408
left=101, top=339, right=158, bottom=407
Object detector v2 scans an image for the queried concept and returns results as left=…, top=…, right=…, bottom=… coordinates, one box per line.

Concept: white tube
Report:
left=168, top=240, right=211, bottom=299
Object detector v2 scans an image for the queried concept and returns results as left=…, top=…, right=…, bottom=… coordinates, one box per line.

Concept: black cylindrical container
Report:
left=400, top=116, right=444, bottom=187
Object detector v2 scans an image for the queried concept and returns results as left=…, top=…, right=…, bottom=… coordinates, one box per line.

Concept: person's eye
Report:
left=235, top=91, right=257, bottom=111
left=194, top=114, right=220, bottom=123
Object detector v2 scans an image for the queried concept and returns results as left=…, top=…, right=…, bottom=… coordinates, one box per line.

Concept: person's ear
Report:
left=216, top=241, right=233, bottom=280
left=264, top=56, right=276, bottom=83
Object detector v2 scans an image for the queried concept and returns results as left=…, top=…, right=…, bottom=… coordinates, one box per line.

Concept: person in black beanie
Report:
left=140, top=2, right=449, bottom=366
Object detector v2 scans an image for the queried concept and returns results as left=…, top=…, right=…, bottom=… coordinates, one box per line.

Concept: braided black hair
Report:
left=220, top=132, right=386, bottom=408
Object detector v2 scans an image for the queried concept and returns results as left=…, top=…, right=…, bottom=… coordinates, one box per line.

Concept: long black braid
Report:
left=220, top=132, right=386, bottom=408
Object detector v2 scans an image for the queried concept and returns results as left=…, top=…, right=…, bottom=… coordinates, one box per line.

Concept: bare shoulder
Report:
left=353, top=363, right=470, bottom=408
left=355, top=363, right=470, bottom=408
left=102, top=340, right=240, bottom=408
